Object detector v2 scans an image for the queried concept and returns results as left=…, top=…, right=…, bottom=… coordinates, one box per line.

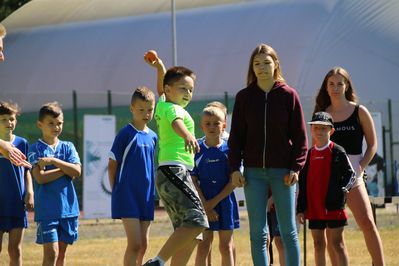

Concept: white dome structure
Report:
left=0, top=0, right=398, bottom=111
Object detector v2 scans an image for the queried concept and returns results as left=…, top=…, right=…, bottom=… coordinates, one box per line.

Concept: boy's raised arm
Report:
left=144, top=50, right=166, bottom=97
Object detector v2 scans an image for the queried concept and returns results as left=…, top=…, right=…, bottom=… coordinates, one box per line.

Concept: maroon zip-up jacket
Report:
left=228, top=81, right=308, bottom=173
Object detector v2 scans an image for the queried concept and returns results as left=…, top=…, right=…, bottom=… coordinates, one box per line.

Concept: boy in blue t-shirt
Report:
left=191, top=106, right=239, bottom=266
left=28, top=102, right=81, bottom=266
left=108, top=86, right=157, bottom=266
left=0, top=101, right=34, bottom=265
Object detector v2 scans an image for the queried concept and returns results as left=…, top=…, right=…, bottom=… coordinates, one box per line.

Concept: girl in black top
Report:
left=314, top=67, right=385, bottom=266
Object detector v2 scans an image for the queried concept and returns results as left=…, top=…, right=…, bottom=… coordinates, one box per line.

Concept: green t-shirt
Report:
left=155, top=96, right=195, bottom=169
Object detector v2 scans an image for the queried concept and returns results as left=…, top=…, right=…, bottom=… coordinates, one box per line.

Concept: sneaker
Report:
left=142, top=259, right=160, bottom=266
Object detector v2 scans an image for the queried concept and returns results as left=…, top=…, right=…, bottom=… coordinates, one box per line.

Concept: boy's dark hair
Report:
left=39, top=101, right=63, bottom=121
left=0, top=101, right=20, bottom=115
left=131, top=86, right=155, bottom=104
left=163, top=66, right=196, bottom=87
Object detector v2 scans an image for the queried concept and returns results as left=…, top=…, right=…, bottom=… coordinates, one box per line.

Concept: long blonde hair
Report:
left=246, top=43, right=285, bottom=86
left=0, top=23, right=6, bottom=38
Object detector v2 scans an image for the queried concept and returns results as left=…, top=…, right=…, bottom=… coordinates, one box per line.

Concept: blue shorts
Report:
left=36, top=217, right=79, bottom=245
left=267, top=210, right=280, bottom=237
left=0, top=216, right=28, bottom=232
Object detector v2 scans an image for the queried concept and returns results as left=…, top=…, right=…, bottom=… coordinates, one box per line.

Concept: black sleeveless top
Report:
left=330, top=105, right=364, bottom=155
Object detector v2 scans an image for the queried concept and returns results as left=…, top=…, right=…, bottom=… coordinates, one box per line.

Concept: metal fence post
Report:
left=224, top=91, right=229, bottom=113
left=107, top=90, right=112, bottom=114
left=72, top=90, right=78, bottom=149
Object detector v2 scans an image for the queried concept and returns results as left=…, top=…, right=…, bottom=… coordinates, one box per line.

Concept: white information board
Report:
left=83, top=115, right=115, bottom=219
left=364, top=112, right=385, bottom=197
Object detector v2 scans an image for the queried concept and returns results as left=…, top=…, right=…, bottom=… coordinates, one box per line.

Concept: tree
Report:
left=0, top=0, right=31, bottom=21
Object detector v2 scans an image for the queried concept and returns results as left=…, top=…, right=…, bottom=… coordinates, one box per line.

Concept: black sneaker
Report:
left=143, top=259, right=160, bottom=266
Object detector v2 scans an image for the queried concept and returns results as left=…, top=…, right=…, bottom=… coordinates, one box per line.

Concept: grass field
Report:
left=1, top=205, right=398, bottom=266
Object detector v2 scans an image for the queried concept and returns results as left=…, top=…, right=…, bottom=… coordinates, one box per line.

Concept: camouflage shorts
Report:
left=156, top=165, right=209, bottom=229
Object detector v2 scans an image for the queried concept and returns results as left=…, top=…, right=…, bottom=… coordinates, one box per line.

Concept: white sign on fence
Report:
left=83, top=115, right=115, bottom=219
left=364, top=112, right=385, bottom=197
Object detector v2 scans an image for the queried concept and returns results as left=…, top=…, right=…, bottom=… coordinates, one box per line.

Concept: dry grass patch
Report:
left=1, top=205, right=398, bottom=265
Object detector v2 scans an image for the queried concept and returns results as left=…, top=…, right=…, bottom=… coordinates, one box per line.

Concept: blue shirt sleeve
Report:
left=65, top=142, right=81, bottom=164
left=110, top=126, right=129, bottom=163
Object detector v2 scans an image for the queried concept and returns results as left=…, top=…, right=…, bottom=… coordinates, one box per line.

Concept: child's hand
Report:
left=184, top=136, right=200, bottom=154
left=38, top=157, right=54, bottom=169
left=206, top=209, right=219, bottom=222
left=285, top=171, right=299, bottom=186
left=3, top=143, right=32, bottom=168
left=24, top=191, right=34, bottom=211
left=144, top=50, right=163, bottom=69
left=204, top=199, right=217, bottom=212
left=297, top=213, right=305, bottom=224
left=231, top=171, right=246, bottom=187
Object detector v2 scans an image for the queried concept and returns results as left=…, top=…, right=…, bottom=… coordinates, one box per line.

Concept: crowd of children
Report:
left=0, top=21, right=385, bottom=266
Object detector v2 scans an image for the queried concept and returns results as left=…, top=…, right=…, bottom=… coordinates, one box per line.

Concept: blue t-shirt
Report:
left=0, top=136, right=29, bottom=218
left=192, top=139, right=240, bottom=230
left=28, top=139, right=81, bottom=221
left=109, top=124, right=157, bottom=220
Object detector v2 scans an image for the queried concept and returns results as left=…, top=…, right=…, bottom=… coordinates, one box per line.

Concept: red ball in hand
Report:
left=144, top=50, right=158, bottom=63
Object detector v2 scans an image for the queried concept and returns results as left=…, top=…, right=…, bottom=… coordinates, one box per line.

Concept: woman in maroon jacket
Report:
left=228, top=43, right=308, bottom=266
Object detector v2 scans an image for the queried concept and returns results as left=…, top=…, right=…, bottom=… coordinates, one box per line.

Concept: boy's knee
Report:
left=139, top=240, right=148, bottom=253
left=44, top=252, right=58, bottom=264
left=219, top=242, right=234, bottom=255
left=197, top=243, right=211, bottom=257
left=57, top=252, right=66, bottom=263
left=128, top=241, right=143, bottom=254
left=44, top=246, right=59, bottom=263
left=8, top=245, right=22, bottom=260
left=275, top=238, right=285, bottom=251
left=330, top=238, right=345, bottom=252
left=313, top=239, right=326, bottom=251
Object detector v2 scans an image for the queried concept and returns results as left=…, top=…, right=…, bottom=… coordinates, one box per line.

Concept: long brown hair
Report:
left=313, top=67, right=357, bottom=114
left=246, top=43, right=285, bottom=86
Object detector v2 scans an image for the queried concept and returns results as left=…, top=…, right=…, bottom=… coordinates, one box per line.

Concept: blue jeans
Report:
left=244, top=168, right=300, bottom=266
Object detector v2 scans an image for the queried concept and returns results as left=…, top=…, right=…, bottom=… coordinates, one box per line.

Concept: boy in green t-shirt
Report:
left=144, top=51, right=209, bottom=266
